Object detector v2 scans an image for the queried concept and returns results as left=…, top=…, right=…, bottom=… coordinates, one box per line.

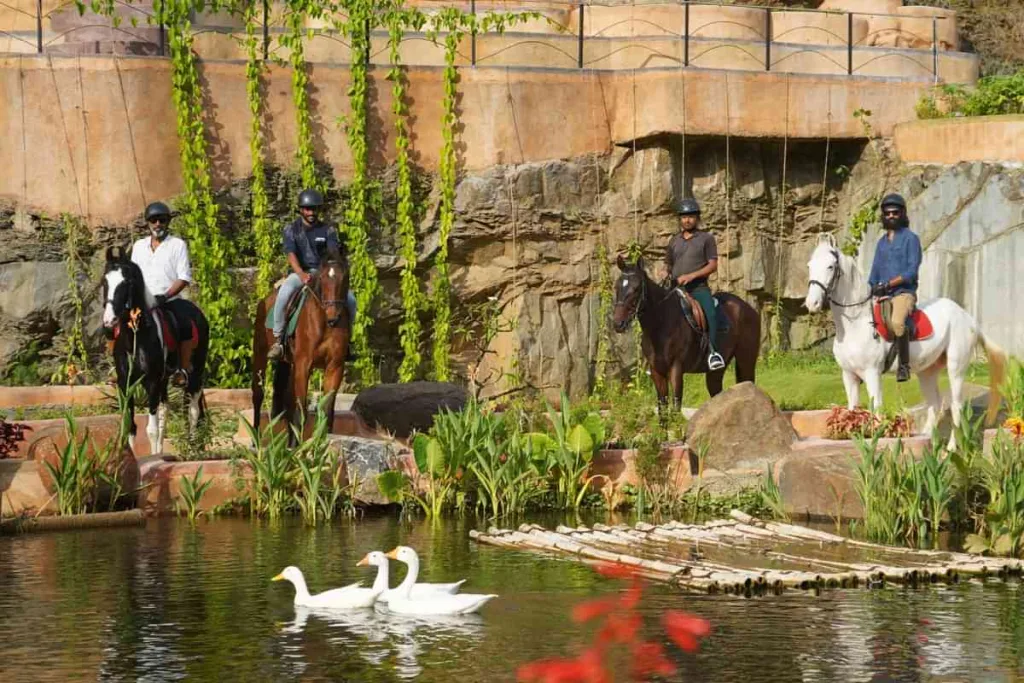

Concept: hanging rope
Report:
left=77, top=55, right=91, bottom=224
left=632, top=66, right=639, bottom=244
left=47, top=55, right=84, bottom=216
left=819, top=87, right=833, bottom=233
left=724, top=71, right=732, bottom=287
left=773, top=75, right=791, bottom=353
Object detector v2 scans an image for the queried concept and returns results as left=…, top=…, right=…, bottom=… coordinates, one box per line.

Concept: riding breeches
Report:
left=272, top=273, right=357, bottom=340
left=889, top=293, right=916, bottom=337
left=687, top=284, right=719, bottom=352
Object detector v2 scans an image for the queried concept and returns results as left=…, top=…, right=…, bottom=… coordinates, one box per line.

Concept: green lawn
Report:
left=680, top=350, right=991, bottom=412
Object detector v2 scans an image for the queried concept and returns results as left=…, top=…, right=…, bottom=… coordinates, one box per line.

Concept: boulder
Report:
left=351, top=382, right=468, bottom=438
left=684, top=382, right=798, bottom=473
left=27, top=418, right=140, bottom=510
left=328, top=435, right=416, bottom=506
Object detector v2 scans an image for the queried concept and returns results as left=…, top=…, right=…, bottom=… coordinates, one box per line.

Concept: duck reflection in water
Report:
left=281, top=605, right=486, bottom=678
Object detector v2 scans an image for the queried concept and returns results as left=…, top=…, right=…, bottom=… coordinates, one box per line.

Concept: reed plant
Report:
left=177, top=465, right=213, bottom=523
left=45, top=416, right=102, bottom=516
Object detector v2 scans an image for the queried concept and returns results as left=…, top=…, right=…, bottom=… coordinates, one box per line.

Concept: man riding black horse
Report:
left=129, top=201, right=203, bottom=387
left=664, top=197, right=726, bottom=371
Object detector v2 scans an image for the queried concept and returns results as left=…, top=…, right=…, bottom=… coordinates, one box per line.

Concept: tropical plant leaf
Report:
left=376, top=471, right=408, bottom=503
left=963, top=533, right=990, bottom=555
left=993, top=533, right=1015, bottom=556
left=567, top=424, right=594, bottom=459
left=581, top=413, right=606, bottom=449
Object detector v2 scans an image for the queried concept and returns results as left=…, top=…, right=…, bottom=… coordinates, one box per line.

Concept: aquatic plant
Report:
left=177, top=465, right=213, bottom=523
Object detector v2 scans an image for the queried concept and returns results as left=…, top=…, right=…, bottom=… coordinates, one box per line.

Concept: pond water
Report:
left=1, top=514, right=1022, bottom=682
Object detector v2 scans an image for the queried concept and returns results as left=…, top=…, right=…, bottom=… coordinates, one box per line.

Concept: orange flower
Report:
left=594, top=562, right=637, bottom=581
left=630, top=641, right=676, bottom=678
left=128, top=307, right=142, bottom=331
left=571, top=597, right=618, bottom=624
left=517, top=647, right=608, bottom=683
left=1003, top=417, right=1024, bottom=438
left=663, top=611, right=712, bottom=653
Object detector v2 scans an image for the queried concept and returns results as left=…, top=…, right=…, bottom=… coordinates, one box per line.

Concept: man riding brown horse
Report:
left=664, top=198, right=726, bottom=371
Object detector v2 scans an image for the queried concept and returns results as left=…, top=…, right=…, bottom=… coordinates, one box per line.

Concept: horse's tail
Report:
left=979, top=331, right=1007, bottom=427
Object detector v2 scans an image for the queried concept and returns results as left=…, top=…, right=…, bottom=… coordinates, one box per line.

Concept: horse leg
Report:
left=705, top=369, right=724, bottom=399
left=863, top=368, right=883, bottom=414
left=946, top=355, right=970, bottom=452
left=291, top=358, right=314, bottom=442
left=251, top=301, right=268, bottom=437
left=917, top=364, right=942, bottom=439
left=668, top=362, right=684, bottom=412
left=651, top=369, right=669, bottom=417
left=146, top=384, right=162, bottom=455
left=842, top=369, right=862, bottom=411
left=322, top=361, right=345, bottom=434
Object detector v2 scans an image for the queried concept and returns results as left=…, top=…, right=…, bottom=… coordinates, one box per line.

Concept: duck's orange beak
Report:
left=271, top=573, right=284, bottom=582
left=356, top=554, right=369, bottom=567
left=385, top=548, right=399, bottom=560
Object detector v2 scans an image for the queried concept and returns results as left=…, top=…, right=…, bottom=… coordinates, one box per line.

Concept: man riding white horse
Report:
left=867, top=193, right=922, bottom=383
left=129, top=201, right=202, bottom=387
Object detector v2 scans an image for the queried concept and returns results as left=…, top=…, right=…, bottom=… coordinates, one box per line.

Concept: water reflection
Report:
left=281, top=606, right=486, bottom=679
left=0, top=516, right=1022, bottom=682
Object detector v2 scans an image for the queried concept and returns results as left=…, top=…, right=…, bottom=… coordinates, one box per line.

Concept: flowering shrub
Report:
left=0, top=419, right=31, bottom=459
left=825, top=407, right=912, bottom=441
left=517, top=563, right=711, bottom=682
left=1004, top=417, right=1024, bottom=439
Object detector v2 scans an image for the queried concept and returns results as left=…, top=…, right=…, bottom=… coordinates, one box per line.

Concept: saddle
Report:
left=872, top=298, right=933, bottom=343
left=675, top=289, right=727, bottom=336
left=151, top=306, right=199, bottom=363
left=264, top=279, right=310, bottom=339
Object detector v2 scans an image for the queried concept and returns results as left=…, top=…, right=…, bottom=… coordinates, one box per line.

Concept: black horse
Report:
left=101, top=246, right=209, bottom=453
left=612, top=255, right=761, bottom=410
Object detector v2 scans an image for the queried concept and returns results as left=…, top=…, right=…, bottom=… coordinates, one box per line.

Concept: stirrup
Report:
left=171, top=368, right=190, bottom=387
left=707, top=351, right=725, bottom=371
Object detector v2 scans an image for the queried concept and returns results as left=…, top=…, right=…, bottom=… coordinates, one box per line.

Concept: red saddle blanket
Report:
left=872, top=300, right=934, bottom=342
left=153, top=308, right=199, bottom=353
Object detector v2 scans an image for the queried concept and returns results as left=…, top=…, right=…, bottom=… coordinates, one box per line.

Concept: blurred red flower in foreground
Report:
left=517, top=562, right=712, bottom=682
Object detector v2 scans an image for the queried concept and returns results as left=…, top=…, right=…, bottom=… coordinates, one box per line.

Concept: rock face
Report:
left=351, top=382, right=468, bottom=438
left=1, top=137, right=873, bottom=393
left=327, top=434, right=414, bottom=506
left=27, top=418, right=140, bottom=510
left=684, top=382, right=798, bottom=473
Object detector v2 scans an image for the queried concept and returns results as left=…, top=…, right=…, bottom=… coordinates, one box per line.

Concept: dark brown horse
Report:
left=612, top=255, right=760, bottom=409
left=251, top=247, right=351, bottom=441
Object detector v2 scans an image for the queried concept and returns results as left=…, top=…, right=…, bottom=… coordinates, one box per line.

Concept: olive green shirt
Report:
left=665, top=230, right=718, bottom=288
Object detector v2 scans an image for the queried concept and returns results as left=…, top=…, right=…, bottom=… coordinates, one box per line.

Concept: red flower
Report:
left=619, top=584, right=642, bottom=610
left=663, top=611, right=712, bottom=653
left=595, top=562, right=637, bottom=580
left=571, top=597, right=619, bottom=623
left=630, top=641, right=676, bottom=678
left=517, top=647, right=609, bottom=683
left=499, top=453, right=508, bottom=463
left=596, top=613, right=642, bottom=645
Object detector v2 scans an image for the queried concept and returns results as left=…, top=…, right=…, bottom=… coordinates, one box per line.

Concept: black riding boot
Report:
left=896, top=332, right=911, bottom=383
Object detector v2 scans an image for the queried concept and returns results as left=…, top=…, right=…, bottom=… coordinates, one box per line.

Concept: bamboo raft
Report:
left=469, top=511, right=1024, bottom=597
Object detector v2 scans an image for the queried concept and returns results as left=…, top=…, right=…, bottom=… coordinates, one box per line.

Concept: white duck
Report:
left=357, top=550, right=467, bottom=604
left=384, top=546, right=497, bottom=616
left=271, top=565, right=382, bottom=609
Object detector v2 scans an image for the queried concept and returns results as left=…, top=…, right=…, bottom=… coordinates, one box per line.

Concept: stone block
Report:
left=328, top=435, right=413, bottom=506
left=136, top=458, right=251, bottom=515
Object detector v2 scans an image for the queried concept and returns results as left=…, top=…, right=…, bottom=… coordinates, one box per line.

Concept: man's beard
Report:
left=882, top=217, right=901, bottom=231
left=151, top=227, right=168, bottom=240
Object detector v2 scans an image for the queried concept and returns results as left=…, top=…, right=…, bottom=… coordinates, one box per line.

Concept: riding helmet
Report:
left=144, top=201, right=172, bottom=221
left=676, top=197, right=701, bottom=216
left=298, top=189, right=325, bottom=209
left=880, top=193, right=907, bottom=212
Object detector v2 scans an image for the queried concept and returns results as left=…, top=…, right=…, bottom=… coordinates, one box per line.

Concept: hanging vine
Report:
left=592, top=241, right=613, bottom=399
left=282, top=0, right=320, bottom=190
left=60, top=213, right=89, bottom=384
left=245, top=0, right=274, bottom=305
left=336, top=0, right=379, bottom=386
left=388, top=7, right=427, bottom=382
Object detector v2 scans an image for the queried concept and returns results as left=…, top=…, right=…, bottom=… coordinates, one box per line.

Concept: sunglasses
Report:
left=147, top=216, right=169, bottom=224
left=882, top=210, right=901, bottom=217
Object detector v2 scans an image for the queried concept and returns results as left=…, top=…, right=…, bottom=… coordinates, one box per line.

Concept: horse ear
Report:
left=105, top=246, right=117, bottom=264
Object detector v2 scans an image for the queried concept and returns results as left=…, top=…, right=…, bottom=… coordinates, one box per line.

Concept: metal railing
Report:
left=0, top=0, right=955, bottom=79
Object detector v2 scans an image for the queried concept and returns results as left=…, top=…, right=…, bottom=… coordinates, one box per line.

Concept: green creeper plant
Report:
left=592, top=241, right=614, bottom=399
left=245, top=0, right=275, bottom=304
left=60, top=213, right=89, bottom=383
left=282, top=0, right=321, bottom=190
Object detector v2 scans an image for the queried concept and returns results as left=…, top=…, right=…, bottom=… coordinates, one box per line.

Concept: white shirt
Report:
left=130, top=235, right=192, bottom=299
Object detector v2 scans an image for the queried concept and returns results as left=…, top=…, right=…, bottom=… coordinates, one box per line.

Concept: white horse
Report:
left=803, top=234, right=1005, bottom=449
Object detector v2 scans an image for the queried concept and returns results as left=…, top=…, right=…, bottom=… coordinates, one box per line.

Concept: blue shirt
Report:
left=282, top=218, right=340, bottom=271
left=868, top=227, right=922, bottom=296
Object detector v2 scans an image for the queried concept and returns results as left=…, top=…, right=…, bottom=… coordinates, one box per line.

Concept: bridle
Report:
left=305, top=264, right=347, bottom=328
left=614, top=270, right=648, bottom=330
left=808, top=248, right=872, bottom=309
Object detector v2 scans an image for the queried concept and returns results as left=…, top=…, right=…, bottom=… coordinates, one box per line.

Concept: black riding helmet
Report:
left=298, top=189, right=325, bottom=209
left=880, top=193, right=909, bottom=228
left=676, top=197, right=701, bottom=216
left=880, top=193, right=907, bottom=212
left=144, top=201, right=172, bottom=222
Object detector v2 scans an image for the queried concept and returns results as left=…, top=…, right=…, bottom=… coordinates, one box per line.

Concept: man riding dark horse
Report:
left=868, top=193, right=922, bottom=383
left=267, top=189, right=356, bottom=362
left=664, top=198, right=726, bottom=371
left=129, top=201, right=203, bottom=387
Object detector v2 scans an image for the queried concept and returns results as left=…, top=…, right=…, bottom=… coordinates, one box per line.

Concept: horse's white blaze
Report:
left=102, top=270, right=125, bottom=327
left=328, top=267, right=335, bottom=278
left=804, top=239, right=986, bottom=449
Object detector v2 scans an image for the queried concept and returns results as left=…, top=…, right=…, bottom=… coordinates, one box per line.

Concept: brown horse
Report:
left=251, top=247, right=351, bottom=441
left=612, top=255, right=760, bottom=409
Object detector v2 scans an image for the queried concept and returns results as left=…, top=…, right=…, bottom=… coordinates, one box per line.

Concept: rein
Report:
left=303, top=267, right=348, bottom=323
left=810, top=250, right=873, bottom=309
